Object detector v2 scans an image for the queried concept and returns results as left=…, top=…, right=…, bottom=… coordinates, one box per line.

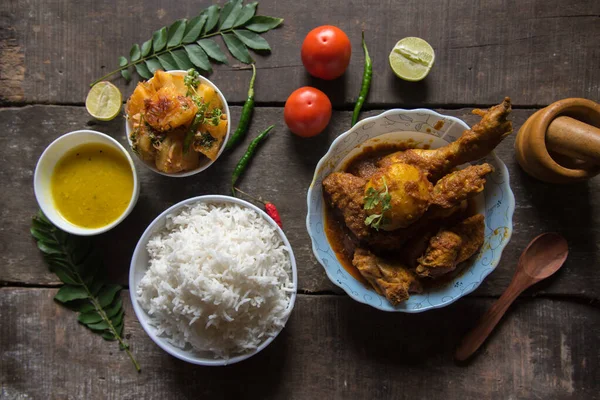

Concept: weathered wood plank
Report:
left=1, top=0, right=598, bottom=106
left=1, top=288, right=598, bottom=399
left=1, top=105, right=598, bottom=298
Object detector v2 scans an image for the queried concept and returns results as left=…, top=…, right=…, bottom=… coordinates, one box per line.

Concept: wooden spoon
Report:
left=455, top=233, right=568, bottom=361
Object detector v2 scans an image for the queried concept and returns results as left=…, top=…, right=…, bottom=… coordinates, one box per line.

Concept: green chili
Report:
left=226, top=64, right=256, bottom=151
left=231, top=125, right=275, bottom=195
left=183, top=113, right=204, bottom=152
left=351, top=31, right=372, bottom=127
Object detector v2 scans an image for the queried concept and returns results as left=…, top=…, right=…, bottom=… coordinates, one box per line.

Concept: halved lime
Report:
left=86, top=81, right=123, bottom=121
left=389, top=37, right=435, bottom=82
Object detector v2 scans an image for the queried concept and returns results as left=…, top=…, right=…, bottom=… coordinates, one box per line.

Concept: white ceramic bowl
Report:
left=34, top=130, right=140, bottom=236
left=129, top=195, right=298, bottom=366
left=306, top=109, right=515, bottom=312
left=124, top=70, right=231, bottom=177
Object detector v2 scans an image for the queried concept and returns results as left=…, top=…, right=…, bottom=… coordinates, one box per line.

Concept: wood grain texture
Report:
left=1, top=288, right=598, bottom=399
left=1, top=0, right=598, bottom=106
left=1, top=105, right=599, bottom=298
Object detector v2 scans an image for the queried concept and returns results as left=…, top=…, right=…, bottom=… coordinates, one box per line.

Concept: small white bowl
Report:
left=124, top=70, right=231, bottom=177
left=129, top=195, right=298, bottom=366
left=34, top=130, right=140, bottom=236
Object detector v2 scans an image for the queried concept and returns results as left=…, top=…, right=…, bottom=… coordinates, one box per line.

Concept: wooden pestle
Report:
left=546, top=116, right=600, bottom=165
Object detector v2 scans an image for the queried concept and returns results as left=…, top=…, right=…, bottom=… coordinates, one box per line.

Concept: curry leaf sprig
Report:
left=91, top=0, right=283, bottom=86
left=364, top=177, right=392, bottom=230
left=30, top=211, right=140, bottom=372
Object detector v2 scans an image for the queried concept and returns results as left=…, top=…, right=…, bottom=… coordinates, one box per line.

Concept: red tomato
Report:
left=301, top=25, right=351, bottom=80
left=284, top=87, right=332, bottom=137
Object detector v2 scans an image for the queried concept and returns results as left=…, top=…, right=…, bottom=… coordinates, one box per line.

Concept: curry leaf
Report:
left=167, top=19, right=187, bottom=48
left=183, top=14, right=207, bottom=44
left=244, top=16, right=283, bottom=33
left=93, top=2, right=283, bottom=85
left=145, top=58, right=163, bottom=73
left=30, top=213, right=139, bottom=372
left=222, top=32, right=253, bottom=63
left=141, top=39, right=153, bottom=57
left=234, top=2, right=258, bottom=27
left=171, top=49, right=195, bottom=70
left=220, top=0, right=243, bottom=30
left=130, top=44, right=141, bottom=61
left=157, top=53, right=178, bottom=70
left=152, top=27, right=168, bottom=52
left=184, top=44, right=212, bottom=72
left=203, top=5, right=220, bottom=33
left=233, top=29, right=271, bottom=51
left=197, top=39, right=228, bottom=63
left=135, top=62, right=153, bottom=79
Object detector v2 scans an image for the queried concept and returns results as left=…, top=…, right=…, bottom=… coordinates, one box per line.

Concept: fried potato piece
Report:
left=155, top=132, right=200, bottom=173
left=193, top=117, right=228, bottom=161
left=196, top=83, right=222, bottom=111
left=144, top=86, right=198, bottom=132
left=353, top=248, right=422, bottom=305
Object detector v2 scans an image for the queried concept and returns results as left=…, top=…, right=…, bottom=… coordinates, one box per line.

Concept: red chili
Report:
left=264, top=203, right=282, bottom=228
left=233, top=187, right=283, bottom=228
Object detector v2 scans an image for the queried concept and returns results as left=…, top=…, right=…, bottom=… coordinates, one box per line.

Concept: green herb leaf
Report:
left=135, top=62, right=153, bottom=79
left=167, top=19, right=187, bottom=48
left=203, top=5, right=220, bottom=33
left=182, top=14, right=207, bottom=44
left=184, top=44, right=212, bottom=72
left=244, top=16, right=283, bottom=33
left=171, top=49, right=195, bottom=70
left=152, top=27, right=168, bottom=52
left=234, top=2, right=258, bottom=27
left=31, top=212, right=139, bottom=371
left=78, top=310, right=103, bottom=324
left=363, top=177, right=392, bottom=230
left=130, top=44, right=141, bottom=61
left=222, top=32, right=253, bottom=63
left=197, top=39, right=228, bottom=63
left=55, top=285, right=89, bottom=303
left=118, top=56, right=128, bottom=67
left=220, top=0, right=243, bottom=30
left=145, top=58, right=163, bottom=73
left=157, top=53, right=178, bottom=70
left=97, top=284, right=122, bottom=308
left=121, top=69, right=132, bottom=82
left=141, top=39, right=153, bottom=57
left=233, top=29, right=271, bottom=51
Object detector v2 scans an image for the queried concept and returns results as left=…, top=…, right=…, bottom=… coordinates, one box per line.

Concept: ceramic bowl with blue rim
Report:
left=306, top=109, right=515, bottom=312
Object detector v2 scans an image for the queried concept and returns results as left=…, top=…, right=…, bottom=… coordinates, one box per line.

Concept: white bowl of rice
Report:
left=129, top=195, right=297, bottom=366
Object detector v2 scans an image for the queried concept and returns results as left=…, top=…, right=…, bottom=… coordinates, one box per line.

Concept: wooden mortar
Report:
left=515, top=98, right=600, bottom=183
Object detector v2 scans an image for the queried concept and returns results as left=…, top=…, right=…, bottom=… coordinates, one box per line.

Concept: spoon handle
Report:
left=455, top=281, right=526, bottom=361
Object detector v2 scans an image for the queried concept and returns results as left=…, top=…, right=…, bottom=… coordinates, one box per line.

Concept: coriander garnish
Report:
left=364, top=177, right=392, bottom=230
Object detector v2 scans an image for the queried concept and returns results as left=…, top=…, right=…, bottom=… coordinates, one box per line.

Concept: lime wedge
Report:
left=86, top=81, right=123, bottom=121
left=389, top=37, right=435, bottom=82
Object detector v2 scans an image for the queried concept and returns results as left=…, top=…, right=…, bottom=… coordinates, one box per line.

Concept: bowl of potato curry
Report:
left=125, top=70, right=230, bottom=177
left=306, top=99, right=515, bottom=312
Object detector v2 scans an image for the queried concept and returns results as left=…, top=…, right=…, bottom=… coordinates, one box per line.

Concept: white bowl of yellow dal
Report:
left=34, top=130, right=139, bottom=236
left=124, top=70, right=231, bottom=178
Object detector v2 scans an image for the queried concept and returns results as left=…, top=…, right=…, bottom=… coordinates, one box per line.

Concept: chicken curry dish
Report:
left=126, top=69, right=228, bottom=174
left=323, top=98, right=513, bottom=305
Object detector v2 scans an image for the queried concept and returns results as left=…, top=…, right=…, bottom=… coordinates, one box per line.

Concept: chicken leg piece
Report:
left=379, top=98, right=512, bottom=181
left=415, top=214, right=485, bottom=278
left=430, top=163, right=494, bottom=208
left=322, top=172, right=370, bottom=239
left=353, top=248, right=422, bottom=305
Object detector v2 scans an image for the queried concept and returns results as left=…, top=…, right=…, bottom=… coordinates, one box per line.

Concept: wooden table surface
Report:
left=1, top=0, right=599, bottom=399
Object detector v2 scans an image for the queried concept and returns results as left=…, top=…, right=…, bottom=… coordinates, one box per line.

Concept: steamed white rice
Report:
left=136, top=202, right=294, bottom=358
